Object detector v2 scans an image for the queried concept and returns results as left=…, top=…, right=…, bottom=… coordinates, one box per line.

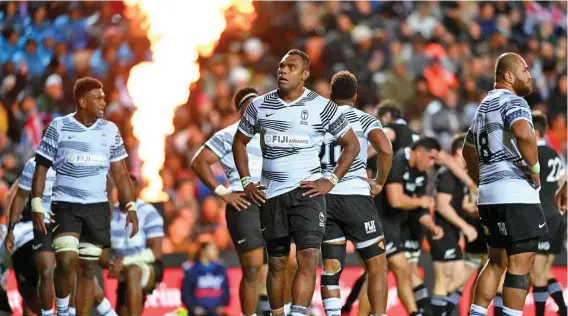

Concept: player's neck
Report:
left=332, top=99, right=353, bottom=106
left=277, top=87, right=304, bottom=103
left=73, top=111, right=98, bottom=127
left=408, top=151, right=417, bottom=168
left=494, top=82, right=516, bottom=95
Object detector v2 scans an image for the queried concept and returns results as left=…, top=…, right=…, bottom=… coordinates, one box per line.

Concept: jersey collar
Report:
left=276, top=88, right=309, bottom=106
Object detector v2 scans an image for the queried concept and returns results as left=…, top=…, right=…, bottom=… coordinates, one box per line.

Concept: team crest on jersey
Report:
left=301, top=110, right=309, bottom=125
left=101, top=134, right=107, bottom=146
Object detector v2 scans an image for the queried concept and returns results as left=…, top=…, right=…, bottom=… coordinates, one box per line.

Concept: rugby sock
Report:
left=284, top=303, right=291, bottom=315
left=469, top=304, right=487, bottom=316
left=410, top=312, right=424, bottom=316
left=413, top=283, right=431, bottom=314
left=445, top=290, right=462, bottom=315
left=55, top=295, right=70, bottom=316
left=322, top=298, right=341, bottom=316
left=290, top=305, right=309, bottom=316
left=430, top=295, right=448, bottom=316
left=96, top=298, right=118, bottom=316
left=342, top=272, right=367, bottom=313
left=370, top=314, right=386, bottom=316
left=493, top=293, right=503, bottom=316
left=242, top=314, right=257, bottom=316
left=41, top=310, right=54, bottom=316
left=68, top=307, right=76, bottom=316
left=502, top=306, right=522, bottom=316
left=258, top=294, right=271, bottom=316
left=548, top=278, right=568, bottom=316
left=533, top=286, right=548, bottom=316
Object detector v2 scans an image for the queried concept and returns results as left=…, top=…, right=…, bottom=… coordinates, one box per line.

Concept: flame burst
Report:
left=125, top=0, right=256, bottom=202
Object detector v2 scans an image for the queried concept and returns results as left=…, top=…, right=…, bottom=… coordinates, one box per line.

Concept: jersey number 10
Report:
left=320, top=141, right=343, bottom=166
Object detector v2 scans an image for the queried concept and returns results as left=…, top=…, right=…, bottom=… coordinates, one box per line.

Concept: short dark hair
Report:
left=330, top=71, right=357, bottom=100
left=286, top=49, right=310, bottom=70
left=450, top=133, right=466, bottom=155
left=376, top=100, right=402, bottom=119
left=532, top=110, right=548, bottom=136
left=234, top=87, right=259, bottom=111
left=73, top=77, right=103, bottom=104
left=411, top=136, right=442, bottom=152
left=495, top=53, right=521, bottom=82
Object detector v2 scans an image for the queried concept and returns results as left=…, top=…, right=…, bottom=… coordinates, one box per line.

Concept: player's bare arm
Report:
left=462, top=134, right=480, bottom=186
left=437, top=151, right=477, bottom=191
left=233, top=130, right=266, bottom=205
left=5, top=180, right=29, bottom=253
left=436, top=193, right=477, bottom=242
left=512, top=119, right=540, bottom=188
left=302, top=129, right=360, bottom=197
left=31, top=164, right=49, bottom=234
left=418, top=214, right=444, bottom=240
left=110, top=160, right=138, bottom=237
left=386, top=183, right=429, bottom=210
left=191, top=146, right=250, bottom=210
left=367, top=128, right=393, bottom=195
left=556, top=180, right=567, bottom=212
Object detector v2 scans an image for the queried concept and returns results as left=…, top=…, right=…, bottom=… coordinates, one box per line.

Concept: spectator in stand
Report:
left=181, top=240, right=229, bottom=316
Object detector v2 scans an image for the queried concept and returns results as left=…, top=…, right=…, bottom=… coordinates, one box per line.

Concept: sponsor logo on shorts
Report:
left=444, top=248, right=456, bottom=259
left=32, top=244, right=42, bottom=250
left=497, top=222, right=507, bottom=236
left=263, top=135, right=309, bottom=146
left=404, top=240, right=420, bottom=250
left=385, top=242, right=396, bottom=254
left=319, top=212, right=325, bottom=227
left=482, top=224, right=490, bottom=235
left=364, top=220, right=377, bottom=234
left=538, top=222, right=546, bottom=228
left=237, top=239, right=246, bottom=244
left=538, top=241, right=550, bottom=251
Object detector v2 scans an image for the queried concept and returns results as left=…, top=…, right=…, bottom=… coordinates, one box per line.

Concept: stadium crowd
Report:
left=0, top=0, right=566, bottom=257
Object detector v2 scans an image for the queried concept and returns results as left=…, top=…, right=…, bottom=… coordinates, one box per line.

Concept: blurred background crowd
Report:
left=0, top=1, right=566, bottom=256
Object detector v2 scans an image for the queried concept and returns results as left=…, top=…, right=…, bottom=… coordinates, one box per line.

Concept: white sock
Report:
left=502, top=306, right=522, bottom=316
left=469, top=304, right=487, bottom=316
left=56, top=295, right=70, bottom=316
left=242, top=314, right=257, bottom=316
left=284, top=303, right=292, bottom=315
left=68, top=307, right=76, bottom=316
left=96, top=298, right=118, bottom=316
left=41, top=310, right=55, bottom=316
left=290, top=305, right=309, bottom=316
left=322, top=298, right=341, bottom=316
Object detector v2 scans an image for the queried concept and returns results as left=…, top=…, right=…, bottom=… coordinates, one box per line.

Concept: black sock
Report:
left=410, top=312, right=423, bottom=316
left=548, top=278, right=568, bottom=316
left=413, top=284, right=431, bottom=315
left=342, top=272, right=367, bottom=312
left=494, top=293, right=503, bottom=316
left=430, top=295, right=447, bottom=316
left=258, top=294, right=270, bottom=316
left=533, top=286, right=548, bottom=316
left=445, top=290, right=461, bottom=315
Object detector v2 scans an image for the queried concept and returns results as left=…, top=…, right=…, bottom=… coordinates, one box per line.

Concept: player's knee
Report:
left=78, top=242, right=103, bottom=261
left=293, top=232, right=323, bottom=251
left=321, top=243, right=346, bottom=289
left=242, top=265, right=262, bottom=283
left=296, top=247, right=319, bottom=270
left=53, top=235, right=79, bottom=254
left=78, top=262, right=97, bottom=279
left=265, top=237, right=291, bottom=258
left=503, top=272, right=530, bottom=290
left=124, top=265, right=142, bottom=283
left=38, top=267, right=54, bottom=282
left=268, top=255, right=288, bottom=273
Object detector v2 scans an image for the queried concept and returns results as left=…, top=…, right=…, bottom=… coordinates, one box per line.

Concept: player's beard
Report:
left=514, top=78, right=532, bottom=97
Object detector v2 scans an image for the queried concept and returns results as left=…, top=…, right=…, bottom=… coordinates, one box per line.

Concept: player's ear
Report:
left=302, top=69, right=310, bottom=81
left=78, top=97, right=86, bottom=109
left=504, top=71, right=514, bottom=84
left=353, top=93, right=358, bottom=104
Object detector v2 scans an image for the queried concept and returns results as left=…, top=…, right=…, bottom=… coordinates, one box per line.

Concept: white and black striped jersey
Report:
left=18, top=158, right=57, bottom=221
left=0, top=222, right=34, bottom=260
left=36, top=114, right=128, bottom=204
left=204, top=121, right=262, bottom=192
left=465, top=89, right=540, bottom=204
left=321, top=105, right=382, bottom=195
left=238, top=88, right=351, bottom=198
left=537, top=140, right=565, bottom=217
left=110, top=199, right=164, bottom=257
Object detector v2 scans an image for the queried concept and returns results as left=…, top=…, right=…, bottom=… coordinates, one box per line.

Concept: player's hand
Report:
left=243, top=183, right=266, bottom=205
left=363, top=178, right=383, bottom=197
left=530, top=173, right=541, bottom=190
left=300, top=178, right=335, bottom=197
left=431, top=225, right=444, bottom=240
left=4, top=232, right=14, bottom=253
left=418, top=196, right=432, bottom=209
left=193, top=306, right=206, bottom=316
left=126, top=211, right=139, bottom=238
left=556, top=183, right=567, bottom=213
left=221, top=192, right=250, bottom=211
left=108, top=257, right=123, bottom=278
left=462, top=224, right=478, bottom=242
left=32, top=212, right=47, bottom=235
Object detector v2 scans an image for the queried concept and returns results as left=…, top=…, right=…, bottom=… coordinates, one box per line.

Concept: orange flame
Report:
left=125, top=0, right=256, bottom=202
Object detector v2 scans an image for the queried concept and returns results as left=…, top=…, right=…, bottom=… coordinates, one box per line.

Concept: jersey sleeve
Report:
left=501, top=97, right=532, bottom=130
left=142, top=205, right=165, bottom=239
left=238, top=101, right=259, bottom=137
left=386, top=152, right=405, bottom=184
left=205, top=129, right=230, bottom=159
left=435, top=169, right=455, bottom=195
left=18, top=160, right=36, bottom=191
left=36, top=120, right=61, bottom=161
left=359, top=113, right=382, bottom=138
left=322, top=101, right=350, bottom=138
left=110, top=125, right=128, bottom=162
